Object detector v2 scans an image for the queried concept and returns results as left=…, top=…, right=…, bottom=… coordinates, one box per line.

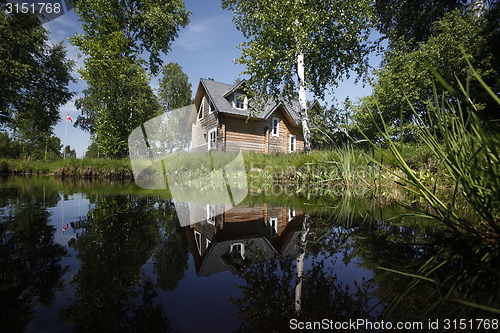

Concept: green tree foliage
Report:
left=158, top=62, right=192, bottom=111
left=352, top=7, right=499, bottom=140
left=75, top=63, right=161, bottom=158
left=84, top=141, right=99, bottom=159
left=43, top=136, right=64, bottom=160
left=309, top=100, right=356, bottom=149
left=0, top=132, right=62, bottom=160
left=71, top=0, right=190, bottom=158
left=64, top=145, right=77, bottom=159
left=222, top=0, right=375, bottom=150
left=0, top=132, right=21, bottom=158
left=374, top=0, right=468, bottom=48
left=71, top=0, right=190, bottom=76
left=0, top=10, right=74, bottom=144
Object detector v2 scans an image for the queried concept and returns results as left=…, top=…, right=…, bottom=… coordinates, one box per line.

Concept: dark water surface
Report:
left=1, top=177, right=498, bottom=332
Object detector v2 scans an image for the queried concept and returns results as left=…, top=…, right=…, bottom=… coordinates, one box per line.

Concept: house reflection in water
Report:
left=185, top=204, right=305, bottom=276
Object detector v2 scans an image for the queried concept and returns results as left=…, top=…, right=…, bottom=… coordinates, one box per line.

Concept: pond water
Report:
left=1, top=177, right=498, bottom=332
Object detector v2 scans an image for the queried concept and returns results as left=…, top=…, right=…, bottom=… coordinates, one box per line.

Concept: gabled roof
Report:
left=196, top=78, right=304, bottom=127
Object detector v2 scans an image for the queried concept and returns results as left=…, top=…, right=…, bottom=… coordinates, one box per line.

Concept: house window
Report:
left=269, top=217, right=278, bottom=237
left=233, top=92, right=247, bottom=110
left=197, top=101, right=204, bottom=121
left=207, top=204, right=216, bottom=225
left=230, top=243, right=245, bottom=260
left=208, top=128, right=217, bottom=151
left=194, top=230, right=202, bottom=255
left=288, top=209, right=295, bottom=221
left=208, top=101, right=215, bottom=114
left=290, top=134, right=297, bottom=152
left=272, top=117, right=279, bottom=137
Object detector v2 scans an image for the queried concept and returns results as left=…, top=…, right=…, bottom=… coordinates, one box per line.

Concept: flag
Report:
left=67, top=113, right=73, bottom=122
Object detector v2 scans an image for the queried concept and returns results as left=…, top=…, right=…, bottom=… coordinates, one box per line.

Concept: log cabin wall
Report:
left=224, top=107, right=304, bottom=153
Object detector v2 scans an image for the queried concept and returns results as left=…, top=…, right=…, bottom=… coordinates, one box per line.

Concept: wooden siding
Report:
left=224, top=116, right=267, bottom=152
left=224, top=107, right=304, bottom=153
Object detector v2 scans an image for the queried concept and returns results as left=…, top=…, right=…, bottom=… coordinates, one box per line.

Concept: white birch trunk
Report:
left=297, top=52, right=311, bottom=152
left=294, top=214, right=310, bottom=313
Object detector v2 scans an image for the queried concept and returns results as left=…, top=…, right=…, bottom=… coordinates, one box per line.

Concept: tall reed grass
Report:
left=367, top=72, right=499, bottom=242
left=364, top=66, right=500, bottom=315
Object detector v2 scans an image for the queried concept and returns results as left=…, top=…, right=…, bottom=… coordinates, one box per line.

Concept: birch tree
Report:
left=71, top=0, right=190, bottom=158
left=222, top=0, right=374, bottom=151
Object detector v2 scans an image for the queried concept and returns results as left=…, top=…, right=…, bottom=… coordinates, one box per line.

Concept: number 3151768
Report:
left=4, top=2, right=61, bottom=14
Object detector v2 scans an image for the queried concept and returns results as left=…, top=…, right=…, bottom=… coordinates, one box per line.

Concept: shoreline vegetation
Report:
left=0, top=144, right=443, bottom=208
left=0, top=143, right=434, bottom=186
left=0, top=158, right=134, bottom=179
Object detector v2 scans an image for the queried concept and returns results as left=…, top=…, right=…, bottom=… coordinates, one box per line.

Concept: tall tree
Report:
left=71, top=0, right=190, bottom=158
left=158, top=62, right=192, bottom=111
left=74, top=63, right=162, bottom=158
left=0, top=10, right=74, bottom=143
left=222, top=0, right=375, bottom=151
left=64, top=145, right=77, bottom=158
left=352, top=3, right=500, bottom=140
left=374, top=0, right=468, bottom=48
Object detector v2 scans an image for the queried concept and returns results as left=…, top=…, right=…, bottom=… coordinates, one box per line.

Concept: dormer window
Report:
left=233, top=92, right=247, bottom=110
left=230, top=243, right=245, bottom=260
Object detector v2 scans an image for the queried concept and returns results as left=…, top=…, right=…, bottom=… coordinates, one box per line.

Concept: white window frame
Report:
left=194, top=230, right=202, bottom=255
left=207, top=204, right=216, bottom=225
left=290, top=134, right=297, bottom=152
left=197, top=101, right=204, bottom=121
left=233, top=92, right=247, bottom=110
left=272, top=117, right=280, bottom=137
left=288, top=209, right=296, bottom=221
left=230, top=243, right=245, bottom=260
left=208, top=128, right=217, bottom=151
left=269, top=217, right=278, bottom=237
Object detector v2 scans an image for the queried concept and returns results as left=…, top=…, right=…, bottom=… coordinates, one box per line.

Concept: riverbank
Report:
left=0, top=158, right=133, bottom=180
left=1, top=144, right=436, bottom=185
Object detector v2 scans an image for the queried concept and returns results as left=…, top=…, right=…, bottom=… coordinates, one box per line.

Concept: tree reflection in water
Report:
left=154, top=200, right=189, bottom=292
left=230, top=213, right=374, bottom=333
left=60, top=195, right=183, bottom=332
left=0, top=185, right=67, bottom=332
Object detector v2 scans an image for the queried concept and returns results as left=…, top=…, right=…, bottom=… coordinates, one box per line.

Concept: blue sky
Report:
left=43, top=0, right=378, bottom=157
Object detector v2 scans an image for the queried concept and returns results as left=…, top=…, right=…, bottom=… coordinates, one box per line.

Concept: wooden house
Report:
left=190, top=78, right=305, bottom=153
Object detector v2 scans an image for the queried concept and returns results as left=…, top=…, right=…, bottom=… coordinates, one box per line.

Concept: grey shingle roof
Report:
left=200, top=78, right=303, bottom=126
